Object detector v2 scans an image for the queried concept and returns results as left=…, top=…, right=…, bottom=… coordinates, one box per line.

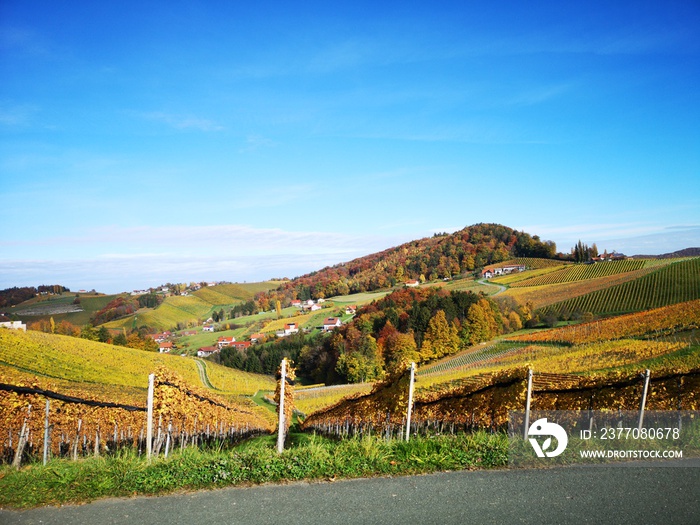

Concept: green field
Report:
left=101, top=282, right=282, bottom=331
left=10, top=293, right=119, bottom=326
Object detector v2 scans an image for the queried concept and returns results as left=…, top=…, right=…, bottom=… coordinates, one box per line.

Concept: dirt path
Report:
left=194, top=358, right=215, bottom=389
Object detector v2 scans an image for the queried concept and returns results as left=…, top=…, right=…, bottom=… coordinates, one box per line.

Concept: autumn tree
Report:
left=419, top=310, right=460, bottom=361
left=377, top=321, right=419, bottom=376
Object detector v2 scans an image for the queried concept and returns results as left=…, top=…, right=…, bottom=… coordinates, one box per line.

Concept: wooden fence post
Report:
left=277, top=358, right=287, bottom=454
left=43, top=398, right=50, bottom=466
left=638, top=369, right=651, bottom=431
left=147, top=373, right=155, bottom=461
left=12, top=404, right=31, bottom=469
left=405, top=362, right=416, bottom=442
left=523, top=369, right=533, bottom=439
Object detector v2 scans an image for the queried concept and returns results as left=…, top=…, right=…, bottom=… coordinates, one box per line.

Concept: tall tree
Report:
left=420, top=310, right=460, bottom=360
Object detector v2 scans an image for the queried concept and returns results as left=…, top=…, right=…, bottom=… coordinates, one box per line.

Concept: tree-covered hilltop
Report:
left=256, top=223, right=558, bottom=308
left=0, top=285, right=69, bottom=309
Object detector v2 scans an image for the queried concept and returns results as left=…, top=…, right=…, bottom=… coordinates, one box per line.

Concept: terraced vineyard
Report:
left=539, top=258, right=700, bottom=317
left=510, top=259, right=647, bottom=287
left=418, top=342, right=528, bottom=376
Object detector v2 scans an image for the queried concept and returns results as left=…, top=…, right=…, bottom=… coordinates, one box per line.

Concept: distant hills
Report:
left=270, top=223, right=560, bottom=300
left=633, top=247, right=700, bottom=259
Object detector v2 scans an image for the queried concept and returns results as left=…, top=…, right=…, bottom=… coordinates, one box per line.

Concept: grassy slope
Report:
left=0, top=329, right=274, bottom=396
left=10, top=293, right=120, bottom=326
left=101, top=282, right=282, bottom=331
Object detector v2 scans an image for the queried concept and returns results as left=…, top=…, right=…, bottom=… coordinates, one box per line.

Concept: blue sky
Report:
left=1, top=1, right=699, bottom=293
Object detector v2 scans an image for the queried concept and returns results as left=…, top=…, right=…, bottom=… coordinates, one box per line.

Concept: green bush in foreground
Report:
left=0, top=432, right=508, bottom=509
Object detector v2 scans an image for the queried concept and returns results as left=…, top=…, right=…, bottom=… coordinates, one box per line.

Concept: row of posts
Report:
left=11, top=365, right=657, bottom=464
left=523, top=368, right=652, bottom=438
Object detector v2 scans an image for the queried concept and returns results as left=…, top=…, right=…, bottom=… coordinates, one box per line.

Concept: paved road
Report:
left=477, top=278, right=507, bottom=295
left=3, top=463, right=699, bottom=525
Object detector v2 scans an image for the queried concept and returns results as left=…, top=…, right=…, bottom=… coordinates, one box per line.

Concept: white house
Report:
left=197, top=346, right=219, bottom=357
left=217, top=336, right=236, bottom=349
left=202, top=325, right=215, bottom=332
left=0, top=320, right=26, bottom=331
left=323, top=317, right=342, bottom=331
left=159, top=342, right=173, bottom=353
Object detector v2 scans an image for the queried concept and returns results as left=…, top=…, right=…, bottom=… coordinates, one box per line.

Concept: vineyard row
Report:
left=539, top=258, right=700, bottom=317
left=302, top=367, right=700, bottom=438
left=0, top=369, right=273, bottom=466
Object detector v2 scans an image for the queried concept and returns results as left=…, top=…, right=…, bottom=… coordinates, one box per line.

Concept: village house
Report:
left=250, top=333, right=265, bottom=343
left=323, top=317, right=342, bottom=332
left=217, top=336, right=236, bottom=349
left=278, top=322, right=299, bottom=337
left=202, top=325, right=215, bottom=332
left=481, top=265, right=526, bottom=279
left=158, top=342, right=173, bottom=353
left=291, top=299, right=302, bottom=308
left=197, top=346, right=219, bottom=358
left=591, top=251, right=627, bottom=263
left=345, top=305, right=357, bottom=315
left=404, top=280, right=420, bottom=288
left=150, top=331, right=172, bottom=343
left=230, top=341, right=251, bottom=351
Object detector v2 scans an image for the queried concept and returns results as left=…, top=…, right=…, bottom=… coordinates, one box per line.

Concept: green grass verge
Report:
left=0, top=431, right=508, bottom=509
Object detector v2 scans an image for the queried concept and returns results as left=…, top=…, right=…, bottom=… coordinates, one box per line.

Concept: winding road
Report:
left=476, top=278, right=507, bottom=296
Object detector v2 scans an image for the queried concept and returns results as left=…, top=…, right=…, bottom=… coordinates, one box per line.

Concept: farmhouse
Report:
left=591, top=251, right=627, bottom=263
left=150, top=331, right=172, bottom=343
left=291, top=299, right=302, bottom=308
left=202, top=325, right=215, bottom=332
left=323, top=317, right=342, bottom=331
left=217, top=336, right=236, bottom=349
left=197, top=346, right=219, bottom=357
left=345, top=305, right=357, bottom=315
left=250, top=333, right=265, bottom=343
left=230, top=341, right=251, bottom=351
left=158, top=342, right=173, bottom=353
left=481, top=265, right=526, bottom=279
left=277, top=322, right=299, bottom=337
left=404, top=280, right=420, bottom=288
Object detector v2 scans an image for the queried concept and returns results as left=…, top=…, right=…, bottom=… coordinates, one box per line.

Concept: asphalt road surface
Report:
left=2, top=463, right=699, bottom=525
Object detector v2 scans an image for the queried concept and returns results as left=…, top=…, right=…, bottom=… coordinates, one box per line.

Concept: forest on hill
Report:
left=223, top=286, right=528, bottom=384
left=255, top=223, right=559, bottom=308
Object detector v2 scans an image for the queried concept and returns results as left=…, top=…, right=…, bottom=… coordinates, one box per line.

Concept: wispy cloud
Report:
left=140, top=111, right=225, bottom=132
left=0, top=223, right=405, bottom=293
left=0, top=102, right=39, bottom=127
left=239, top=134, right=277, bottom=153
